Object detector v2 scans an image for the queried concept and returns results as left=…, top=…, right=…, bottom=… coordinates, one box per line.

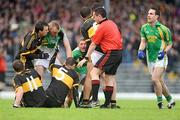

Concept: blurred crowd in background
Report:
left=0, top=0, right=180, bottom=85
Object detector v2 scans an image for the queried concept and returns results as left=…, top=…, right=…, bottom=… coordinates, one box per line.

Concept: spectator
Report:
left=0, top=43, right=7, bottom=91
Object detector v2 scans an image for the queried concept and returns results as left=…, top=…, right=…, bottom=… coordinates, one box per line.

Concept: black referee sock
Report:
left=92, top=80, right=100, bottom=101
left=103, top=86, right=114, bottom=106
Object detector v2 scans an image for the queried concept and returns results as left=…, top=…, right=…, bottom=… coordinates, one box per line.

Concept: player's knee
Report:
left=151, top=75, right=160, bottom=82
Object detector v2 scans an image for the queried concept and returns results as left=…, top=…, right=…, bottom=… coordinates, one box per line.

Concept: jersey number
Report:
left=26, top=76, right=38, bottom=92
left=55, top=67, right=68, bottom=81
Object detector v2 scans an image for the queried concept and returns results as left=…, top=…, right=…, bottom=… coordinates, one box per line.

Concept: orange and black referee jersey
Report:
left=92, top=19, right=123, bottom=53
left=13, top=69, right=47, bottom=107
left=16, top=31, right=43, bottom=69
left=46, top=64, right=79, bottom=106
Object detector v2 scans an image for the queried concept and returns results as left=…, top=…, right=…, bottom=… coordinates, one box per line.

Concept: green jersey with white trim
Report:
left=140, top=21, right=172, bottom=62
left=42, top=28, right=65, bottom=48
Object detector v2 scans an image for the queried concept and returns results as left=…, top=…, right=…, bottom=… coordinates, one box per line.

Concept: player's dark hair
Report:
left=65, top=57, right=77, bottom=66
left=35, top=21, right=48, bottom=33
left=80, top=7, right=92, bottom=18
left=91, top=2, right=103, bottom=11
left=94, top=7, right=107, bottom=18
left=12, top=60, right=24, bottom=72
left=151, top=7, right=160, bottom=16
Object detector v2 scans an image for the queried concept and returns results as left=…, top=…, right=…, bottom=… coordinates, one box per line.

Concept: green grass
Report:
left=0, top=99, right=179, bottom=120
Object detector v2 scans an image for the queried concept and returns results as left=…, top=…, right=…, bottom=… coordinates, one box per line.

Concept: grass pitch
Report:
left=0, top=99, right=179, bottom=120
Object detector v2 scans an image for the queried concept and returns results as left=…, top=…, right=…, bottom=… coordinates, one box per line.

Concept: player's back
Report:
left=46, top=64, right=79, bottom=105
left=14, top=69, right=47, bottom=107
left=81, top=18, right=95, bottom=39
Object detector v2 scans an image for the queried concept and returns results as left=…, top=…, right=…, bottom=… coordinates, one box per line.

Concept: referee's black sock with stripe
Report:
left=92, top=80, right=100, bottom=101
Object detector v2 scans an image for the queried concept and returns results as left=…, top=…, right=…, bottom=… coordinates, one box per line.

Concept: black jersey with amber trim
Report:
left=13, top=69, right=46, bottom=107
left=46, top=64, right=79, bottom=104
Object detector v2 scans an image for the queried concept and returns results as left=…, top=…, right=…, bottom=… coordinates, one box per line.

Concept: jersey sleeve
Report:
left=72, top=72, right=79, bottom=87
left=140, top=26, right=146, bottom=40
left=13, top=75, right=22, bottom=89
left=80, top=26, right=88, bottom=39
left=72, top=48, right=80, bottom=60
left=61, top=28, right=68, bottom=41
left=92, top=25, right=103, bottom=45
left=165, top=28, right=173, bottom=45
left=87, top=24, right=97, bottom=38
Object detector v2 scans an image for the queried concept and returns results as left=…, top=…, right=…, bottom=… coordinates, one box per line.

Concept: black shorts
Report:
left=45, top=81, right=69, bottom=107
left=42, top=96, right=62, bottom=108
left=95, top=50, right=122, bottom=75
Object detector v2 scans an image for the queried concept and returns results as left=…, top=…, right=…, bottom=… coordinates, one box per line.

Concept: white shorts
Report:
left=147, top=55, right=168, bottom=75
left=34, top=46, right=62, bottom=68
left=91, top=50, right=104, bottom=65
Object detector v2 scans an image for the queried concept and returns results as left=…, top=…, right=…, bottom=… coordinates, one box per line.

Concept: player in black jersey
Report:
left=12, top=60, right=47, bottom=108
left=45, top=47, right=80, bottom=108
left=15, top=21, right=49, bottom=69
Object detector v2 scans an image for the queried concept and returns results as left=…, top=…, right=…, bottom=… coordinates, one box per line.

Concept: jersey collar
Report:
left=155, top=21, right=161, bottom=27
left=99, top=18, right=108, bottom=24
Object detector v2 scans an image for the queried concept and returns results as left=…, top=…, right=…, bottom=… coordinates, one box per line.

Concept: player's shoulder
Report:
left=29, top=31, right=38, bottom=40
left=72, top=47, right=80, bottom=53
left=159, top=24, right=170, bottom=31
left=13, top=73, right=24, bottom=82
left=13, top=74, right=21, bottom=80
left=70, top=70, right=79, bottom=79
left=141, top=23, right=149, bottom=28
left=66, top=67, right=78, bottom=76
left=82, top=18, right=95, bottom=28
left=85, top=17, right=95, bottom=24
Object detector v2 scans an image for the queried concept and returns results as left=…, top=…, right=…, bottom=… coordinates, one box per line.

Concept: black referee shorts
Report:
left=95, top=50, right=122, bottom=75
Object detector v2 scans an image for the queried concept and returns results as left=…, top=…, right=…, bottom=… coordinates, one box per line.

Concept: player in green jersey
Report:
left=72, top=39, right=87, bottom=104
left=73, top=40, right=87, bottom=80
left=138, top=7, right=175, bottom=109
left=34, top=20, right=72, bottom=81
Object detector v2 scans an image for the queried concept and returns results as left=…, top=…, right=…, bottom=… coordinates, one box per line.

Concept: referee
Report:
left=84, top=7, right=123, bottom=108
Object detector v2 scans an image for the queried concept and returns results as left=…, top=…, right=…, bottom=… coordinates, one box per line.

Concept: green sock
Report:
left=157, top=96, right=163, bottom=103
left=165, top=95, right=172, bottom=102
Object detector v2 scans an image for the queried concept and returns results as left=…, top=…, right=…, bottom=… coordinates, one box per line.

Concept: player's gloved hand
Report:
left=138, top=50, right=145, bottom=59
left=77, top=58, right=87, bottom=68
left=55, top=45, right=60, bottom=53
left=13, top=104, right=21, bottom=108
left=39, top=52, right=49, bottom=59
left=158, top=51, right=165, bottom=60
